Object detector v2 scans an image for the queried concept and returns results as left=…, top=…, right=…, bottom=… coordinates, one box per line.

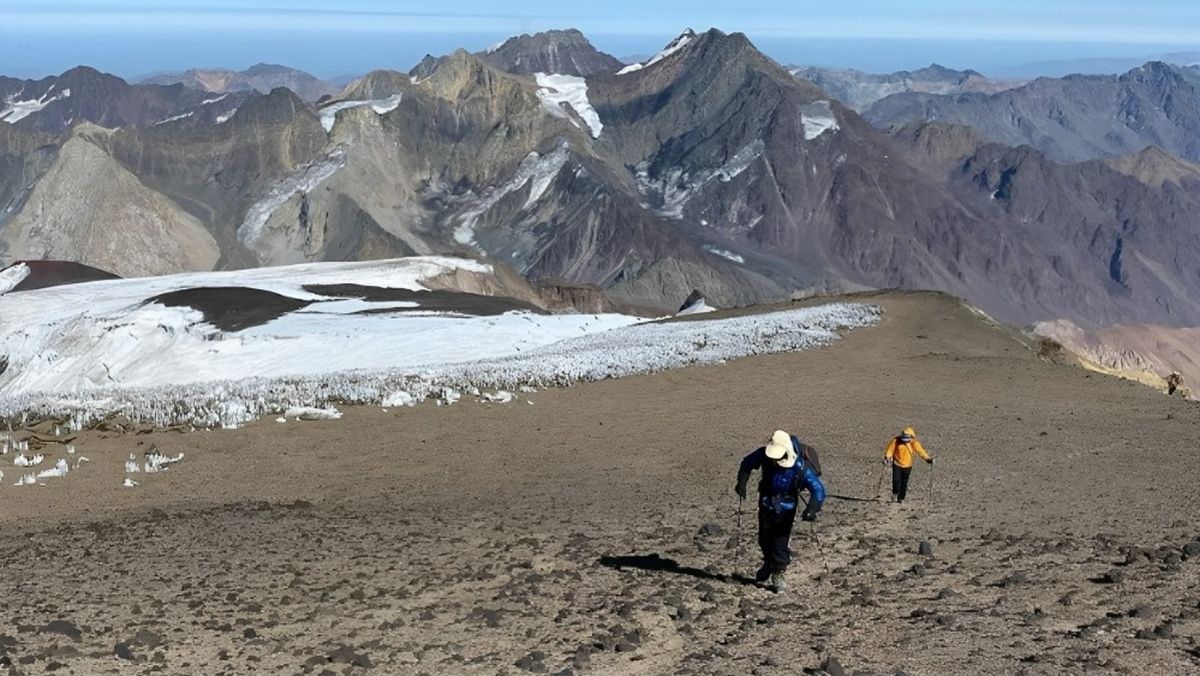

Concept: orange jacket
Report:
left=885, top=437, right=930, bottom=468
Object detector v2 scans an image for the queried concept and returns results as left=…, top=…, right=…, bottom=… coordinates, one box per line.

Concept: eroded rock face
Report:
left=2, top=134, right=219, bottom=277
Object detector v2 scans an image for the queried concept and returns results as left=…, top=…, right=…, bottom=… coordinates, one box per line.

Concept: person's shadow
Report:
left=598, top=553, right=759, bottom=587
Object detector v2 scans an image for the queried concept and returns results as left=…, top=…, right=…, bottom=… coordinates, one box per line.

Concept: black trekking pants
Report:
left=892, top=465, right=913, bottom=502
left=758, top=506, right=797, bottom=573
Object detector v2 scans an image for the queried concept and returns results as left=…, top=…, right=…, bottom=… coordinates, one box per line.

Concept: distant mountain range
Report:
left=789, top=64, right=1024, bottom=111
left=1000, top=51, right=1200, bottom=78
left=139, top=63, right=341, bottom=102
left=5, top=28, right=1200, bottom=334
left=866, top=61, right=1200, bottom=164
left=0, top=66, right=247, bottom=132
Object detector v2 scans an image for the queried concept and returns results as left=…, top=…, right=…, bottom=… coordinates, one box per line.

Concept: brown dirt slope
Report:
left=1, top=291, right=1198, bottom=675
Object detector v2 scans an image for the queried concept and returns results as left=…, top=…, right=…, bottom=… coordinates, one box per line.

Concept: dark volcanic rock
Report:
left=113, top=641, right=134, bottom=660
left=2, top=260, right=120, bottom=293
left=515, top=650, right=548, bottom=672
left=147, top=287, right=312, bottom=331
left=822, top=655, right=848, bottom=676
left=327, top=645, right=372, bottom=668
left=40, top=620, right=82, bottom=642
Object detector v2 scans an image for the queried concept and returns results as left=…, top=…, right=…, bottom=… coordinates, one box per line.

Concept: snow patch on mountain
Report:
left=153, top=111, right=194, bottom=126
left=238, top=144, right=349, bottom=249
left=0, top=88, right=71, bottom=124
left=800, top=101, right=839, bottom=140
left=0, top=263, right=30, bottom=295
left=617, top=29, right=696, bottom=75
left=534, top=73, right=602, bottom=138
left=318, top=93, right=403, bottom=132
left=703, top=246, right=745, bottom=264
left=453, top=144, right=570, bottom=246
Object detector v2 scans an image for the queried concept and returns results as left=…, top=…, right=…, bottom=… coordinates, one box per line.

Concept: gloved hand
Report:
left=927, top=457, right=935, bottom=465
left=735, top=482, right=747, bottom=500
left=801, top=510, right=819, bottom=522
left=882, top=458, right=890, bottom=466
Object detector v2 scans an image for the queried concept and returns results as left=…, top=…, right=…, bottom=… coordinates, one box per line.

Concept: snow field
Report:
left=1, top=301, right=880, bottom=429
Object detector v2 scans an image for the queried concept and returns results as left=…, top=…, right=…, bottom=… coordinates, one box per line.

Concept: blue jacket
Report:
left=737, top=447, right=825, bottom=516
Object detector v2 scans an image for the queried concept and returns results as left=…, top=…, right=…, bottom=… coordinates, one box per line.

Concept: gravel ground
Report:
left=1, top=291, right=1198, bottom=675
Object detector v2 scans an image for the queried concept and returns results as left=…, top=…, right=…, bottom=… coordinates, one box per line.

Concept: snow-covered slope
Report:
left=534, top=73, right=602, bottom=138
left=318, top=93, right=403, bottom=132
left=0, top=257, right=881, bottom=428
left=617, top=29, right=696, bottom=75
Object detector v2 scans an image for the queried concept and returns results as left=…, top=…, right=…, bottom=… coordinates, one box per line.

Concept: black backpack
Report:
left=791, top=435, right=822, bottom=476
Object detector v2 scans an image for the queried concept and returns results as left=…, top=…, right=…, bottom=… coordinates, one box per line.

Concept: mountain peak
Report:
left=58, top=65, right=123, bottom=86
left=478, top=28, right=622, bottom=76
left=409, top=54, right=443, bottom=81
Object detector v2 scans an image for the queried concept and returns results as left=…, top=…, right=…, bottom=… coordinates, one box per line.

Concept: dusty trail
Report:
left=1, top=292, right=1198, bottom=674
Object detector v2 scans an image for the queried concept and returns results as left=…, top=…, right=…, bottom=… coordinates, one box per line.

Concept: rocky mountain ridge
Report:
left=1, top=66, right=246, bottom=132
left=4, top=30, right=1200, bottom=331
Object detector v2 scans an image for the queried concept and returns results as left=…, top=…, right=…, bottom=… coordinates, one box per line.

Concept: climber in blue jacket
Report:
left=735, top=430, right=825, bottom=592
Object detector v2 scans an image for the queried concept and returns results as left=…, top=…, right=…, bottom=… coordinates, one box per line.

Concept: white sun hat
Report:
left=764, top=430, right=797, bottom=468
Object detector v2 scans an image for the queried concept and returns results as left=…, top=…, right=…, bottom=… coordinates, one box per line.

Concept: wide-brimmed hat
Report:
left=765, top=430, right=797, bottom=468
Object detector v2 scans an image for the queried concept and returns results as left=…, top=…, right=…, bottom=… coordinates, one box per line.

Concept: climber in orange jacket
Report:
left=883, top=426, right=934, bottom=504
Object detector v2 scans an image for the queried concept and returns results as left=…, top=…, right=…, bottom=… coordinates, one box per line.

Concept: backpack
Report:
left=791, top=435, right=822, bottom=476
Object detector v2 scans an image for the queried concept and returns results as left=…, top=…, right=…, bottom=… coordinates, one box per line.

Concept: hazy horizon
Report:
left=2, top=1, right=1199, bottom=81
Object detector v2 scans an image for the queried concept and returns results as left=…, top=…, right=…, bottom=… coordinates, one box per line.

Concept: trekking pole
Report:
left=875, top=462, right=885, bottom=499
left=734, top=497, right=745, bottom=575
left=809, top=521, right=831, bottom=578
left=928, top=460, right=936, bottom=510
left=799, top=496, right=832, bottom=578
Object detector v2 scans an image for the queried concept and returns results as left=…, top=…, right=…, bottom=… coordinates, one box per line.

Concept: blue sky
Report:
left=3, top=1, right=1199, bottom=78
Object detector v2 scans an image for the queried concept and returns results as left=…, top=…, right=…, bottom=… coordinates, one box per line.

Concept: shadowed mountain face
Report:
left=791, top=64, right=1023, bottom=111
left=140, top=64, right=340, bottom=102
left=4, top=31, right=1200, bottom=328
left=889, top=122, right=1200, bottom=326
left=866, top=61, right=1200, bottom=164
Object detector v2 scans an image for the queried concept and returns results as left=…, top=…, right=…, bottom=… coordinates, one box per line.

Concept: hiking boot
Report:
left=770, top=572, right=786, bottom=593
left=754, top=565, right=771, bottom=583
